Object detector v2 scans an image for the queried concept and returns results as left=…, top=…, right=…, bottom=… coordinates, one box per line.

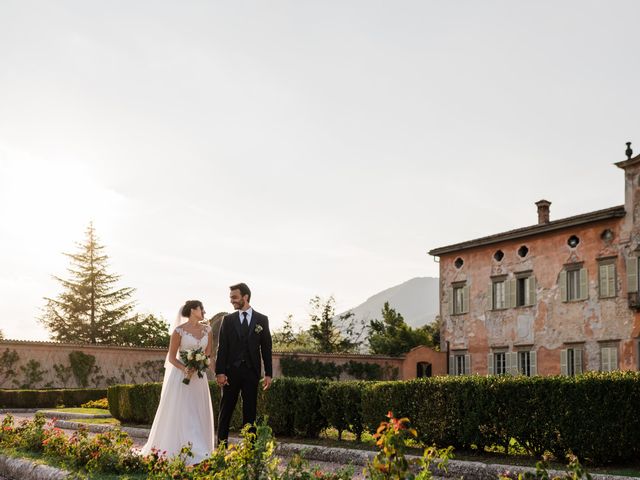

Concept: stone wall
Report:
left=0, top=340, right=445, bottom=388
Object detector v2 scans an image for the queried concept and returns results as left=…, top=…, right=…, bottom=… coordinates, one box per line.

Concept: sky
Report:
left=1, top=1, right=639, bottom=341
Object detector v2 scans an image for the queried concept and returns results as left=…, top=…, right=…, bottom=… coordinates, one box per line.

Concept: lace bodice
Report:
left=175, top=324, right=211, bottom=350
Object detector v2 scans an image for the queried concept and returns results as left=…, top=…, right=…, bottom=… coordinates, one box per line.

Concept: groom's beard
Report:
left=233, top=299, right=246, bottom=310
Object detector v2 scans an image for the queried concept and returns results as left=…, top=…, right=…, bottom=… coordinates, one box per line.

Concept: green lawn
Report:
left=67, top=417, right=120, bottom=425
left=47, top=407, right=111, bottom=415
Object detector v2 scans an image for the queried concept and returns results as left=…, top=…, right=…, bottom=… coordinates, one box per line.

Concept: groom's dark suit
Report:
left=215, top=309, right=272, bottom=445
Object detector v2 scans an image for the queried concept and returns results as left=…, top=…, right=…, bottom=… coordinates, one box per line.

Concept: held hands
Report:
left=216, top=374, right=229, bottom=387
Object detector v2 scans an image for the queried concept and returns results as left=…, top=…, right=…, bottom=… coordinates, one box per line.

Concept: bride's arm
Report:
left=167, top=330, right=188, bottom=372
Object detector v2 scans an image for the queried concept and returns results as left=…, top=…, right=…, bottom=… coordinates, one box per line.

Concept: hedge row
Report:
left=108, top=372, right=640, bottom=465
left=0, top=388, right=107, bottom=408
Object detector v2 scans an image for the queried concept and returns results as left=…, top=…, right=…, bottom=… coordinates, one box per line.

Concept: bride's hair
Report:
left=181, top=300, right=203, bottom=318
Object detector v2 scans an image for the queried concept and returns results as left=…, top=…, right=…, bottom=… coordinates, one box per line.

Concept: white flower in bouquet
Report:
left=179, top=347, right=210, bottom=385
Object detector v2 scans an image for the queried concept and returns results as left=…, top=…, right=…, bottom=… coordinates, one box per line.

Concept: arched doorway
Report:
left=417, top=361, right=432, bottom=378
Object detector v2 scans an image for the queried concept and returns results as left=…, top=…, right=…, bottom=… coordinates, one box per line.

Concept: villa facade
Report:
left=429, top=148, right=640, bottom=376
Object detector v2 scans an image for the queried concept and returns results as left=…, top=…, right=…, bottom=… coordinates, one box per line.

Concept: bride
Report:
left=140, top=300, right=215, bottom=464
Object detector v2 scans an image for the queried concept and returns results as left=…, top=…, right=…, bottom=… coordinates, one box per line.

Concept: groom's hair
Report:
left=230, top=283, right=251, bottom=302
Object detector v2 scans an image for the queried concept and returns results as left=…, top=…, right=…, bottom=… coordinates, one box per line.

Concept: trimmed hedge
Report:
left=0, top=388, right=107, bottom=408
left=108, top=372, right=640, bottom=464
left=108, top=382, right=246, bottom=428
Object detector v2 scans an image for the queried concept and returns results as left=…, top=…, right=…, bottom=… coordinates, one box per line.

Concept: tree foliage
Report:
left=271, top=315, right=318, bottom=352
left=114, top=313, right=170, bottom=347
left=367, top=302, right=439, bottom=356
left=308, top=296, right=363, bottom=353
left=40, top=223, right=136, bottom=344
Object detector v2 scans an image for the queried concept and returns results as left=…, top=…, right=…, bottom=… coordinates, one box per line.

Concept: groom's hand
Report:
left=262, top=376, right=272, bottom=391
left=216, top=374, right=228, bottom=387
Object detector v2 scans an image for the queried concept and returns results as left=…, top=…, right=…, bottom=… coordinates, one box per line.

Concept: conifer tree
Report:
left=40, top=223, right=135, bottom=344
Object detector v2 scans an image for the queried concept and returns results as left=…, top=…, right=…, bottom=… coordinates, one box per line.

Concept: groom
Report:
left=215, top=282, right=272, bottom=446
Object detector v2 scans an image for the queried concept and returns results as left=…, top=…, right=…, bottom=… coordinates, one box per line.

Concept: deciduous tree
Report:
left=308, top=296, right=363, bottom=353
left=367, top=302, right=438, bottom=356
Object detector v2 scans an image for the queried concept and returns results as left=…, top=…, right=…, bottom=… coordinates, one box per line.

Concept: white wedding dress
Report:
left=140, top=324, right=215, bottom=465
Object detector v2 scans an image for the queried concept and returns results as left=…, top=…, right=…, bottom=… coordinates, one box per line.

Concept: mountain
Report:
left=341, top=277, right=440, bottom=328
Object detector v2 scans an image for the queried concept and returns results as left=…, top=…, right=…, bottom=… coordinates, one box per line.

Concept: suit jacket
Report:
left=215, top=310, right=273, bottom=378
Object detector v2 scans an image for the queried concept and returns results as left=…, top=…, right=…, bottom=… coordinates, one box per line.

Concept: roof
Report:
left=428, top=204, right=626, bottom=256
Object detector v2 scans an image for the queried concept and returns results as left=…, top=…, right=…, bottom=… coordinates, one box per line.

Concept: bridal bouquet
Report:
left=179, top=347, right=210, bottom=385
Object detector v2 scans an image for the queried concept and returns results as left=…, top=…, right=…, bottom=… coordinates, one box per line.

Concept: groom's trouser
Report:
left=217, top=362, right=259, bottom=446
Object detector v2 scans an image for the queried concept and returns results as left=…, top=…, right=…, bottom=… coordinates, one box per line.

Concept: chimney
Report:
left=535, top=199, right=551, bottom=224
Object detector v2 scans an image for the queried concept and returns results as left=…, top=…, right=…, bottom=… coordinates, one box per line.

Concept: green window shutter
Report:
left=579, top=268, right=588, bottom=300
left=627, top=257, right=638, bottom=293
left=488, top=283, right=494, bottom=310
left=462, top=285, right=470, bottom=314
left=560, top=349, right=568, bottom=375
left=574, top=348, right=583, bottom=374
left=530, top=351, right=537, bottom=376
left=528, top=276, right=537, bottom=306
left=448, top=355, right=454, bottom=375
left=487, top=353, right=494, bottom=375
left=559, top=271, right=567, bottom=302
left=599, top=264, right=608, bottom=297
left=608, top=264, right=616, bottom=297
left=448, top=288, right=454, bottom=315
left=507, top=352, right=518, bottom=375
left=508, top=279, right=517, bottom=308
left=464, top=354, right=471, bottom=375
left=611, top=347, right=618, bottom=371
left=601, top=348, right=610, bottom=372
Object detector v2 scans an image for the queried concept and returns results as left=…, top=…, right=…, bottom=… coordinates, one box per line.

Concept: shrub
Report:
left=321, top=381, right=365, bottom=440
left=0, top=388, right=106, bottom=408
left=81, top=397, right=109, bottom=409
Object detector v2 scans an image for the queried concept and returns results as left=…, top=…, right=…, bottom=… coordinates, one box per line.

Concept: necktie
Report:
left=242, top=312, right=249, bottom=336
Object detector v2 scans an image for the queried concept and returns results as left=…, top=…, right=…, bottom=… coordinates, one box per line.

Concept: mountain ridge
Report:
left=341, top=277, right=439, bottom=328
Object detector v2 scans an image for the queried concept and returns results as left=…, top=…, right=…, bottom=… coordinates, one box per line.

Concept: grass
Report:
left=47, top=407, right=111, bottom=415
left=67, top=417, right=120, bottom=425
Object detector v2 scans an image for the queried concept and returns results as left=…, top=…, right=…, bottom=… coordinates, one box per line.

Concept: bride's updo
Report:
left=181, top=300, right=203, bottom=318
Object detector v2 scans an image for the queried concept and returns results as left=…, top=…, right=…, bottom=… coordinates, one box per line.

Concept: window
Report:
left=600, top=345, right=618, bottom=372
left=449, top=283, right=469, bottom=315
left=561, top=347, right=583, bottom=376
left=450, top=353, right=470, bottom=376
left=598, top=261, right=616, bottom=298
left=518, top=351, right=537, bottom=376
left=488, top=352, right=501, bottom=375
left=560, top=267, right=588, bottom=302
left=516, top=274, right=536, bottom=307
left=491, top=279, right=506, bottom=310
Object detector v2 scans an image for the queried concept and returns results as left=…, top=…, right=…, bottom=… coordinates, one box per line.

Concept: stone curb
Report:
left=274, top=442, right=634, bottom=480
left=39, top=410, right=111, bottom=420
left=0, top=409, right=39, bottom=414
left=0, top=453, right=69, bottom=480
left=54, top=419, right=150, bottom=438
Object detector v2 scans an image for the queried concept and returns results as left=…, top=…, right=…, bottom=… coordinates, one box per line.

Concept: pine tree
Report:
left=40, top=223, right=135, bottom=344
